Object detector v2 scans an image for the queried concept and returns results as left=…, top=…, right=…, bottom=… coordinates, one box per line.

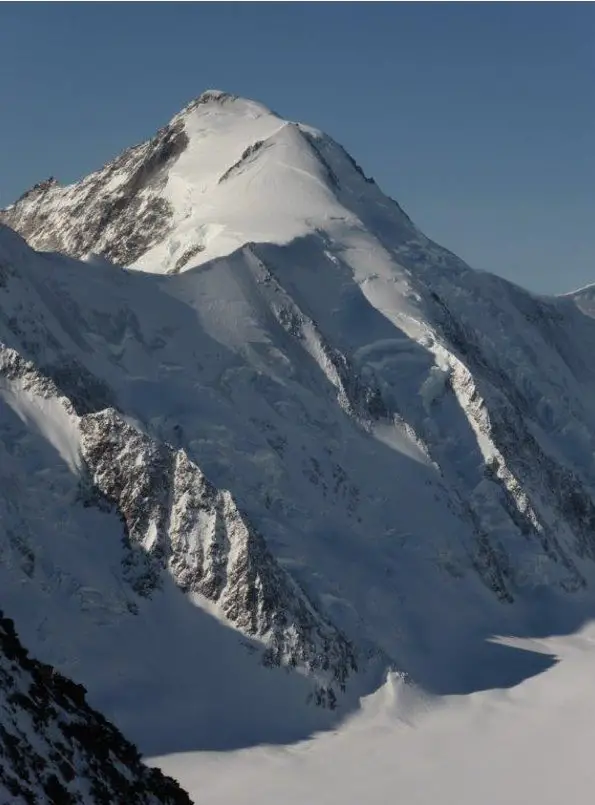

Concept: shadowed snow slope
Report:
left=150, top=627, right=595, bottom=805
left=2, top=92, right=595, bottom=760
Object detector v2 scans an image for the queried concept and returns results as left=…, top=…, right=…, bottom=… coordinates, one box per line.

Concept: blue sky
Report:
left=0, top=3, right=593, bottom=293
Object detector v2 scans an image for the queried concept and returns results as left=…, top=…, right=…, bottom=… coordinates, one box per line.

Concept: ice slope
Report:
left=150, top=626, right=595, bottom=805
left=4, top=92, right=595, bottom=759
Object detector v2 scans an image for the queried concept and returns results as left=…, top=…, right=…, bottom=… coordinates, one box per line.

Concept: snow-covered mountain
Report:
left=3, top=90, right=595, bottom=756
left=0, top=610, right=192, bottom=804
left=1, top=90, right=417, bottom=273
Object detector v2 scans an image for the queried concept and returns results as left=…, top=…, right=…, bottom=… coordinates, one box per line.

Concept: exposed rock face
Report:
left=0, top=612, right=193, bottom=805
left=1, top=119, right=187, bottom=265
left=79, top=409, right=358, bottom=704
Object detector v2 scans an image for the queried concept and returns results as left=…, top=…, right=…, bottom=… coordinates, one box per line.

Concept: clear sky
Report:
left=0, top=3, right=593, bottom=294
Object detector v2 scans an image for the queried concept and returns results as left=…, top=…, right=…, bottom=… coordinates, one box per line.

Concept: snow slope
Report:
left=151, top=626, right=595, bottom=805
left=3, top=91, right=595, bottom=765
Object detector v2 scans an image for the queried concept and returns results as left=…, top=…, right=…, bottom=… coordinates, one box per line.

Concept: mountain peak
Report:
left=196, top=88, right=234, bottom=103
left=0, top=91, right=416, bottom=273
left=181, top=89, right=240, bottom=114
left=176, top=89, right=279, bottom=127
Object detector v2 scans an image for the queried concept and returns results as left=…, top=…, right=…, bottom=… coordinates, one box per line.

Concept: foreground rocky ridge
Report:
left=0, top=611, right=192, bottom=805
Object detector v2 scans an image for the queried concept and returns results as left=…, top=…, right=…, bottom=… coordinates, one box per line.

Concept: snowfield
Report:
left=152, top=627, right=595, bottom=805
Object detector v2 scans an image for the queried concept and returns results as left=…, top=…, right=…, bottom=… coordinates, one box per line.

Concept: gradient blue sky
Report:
left=0, top=3, right=593, bottom=293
